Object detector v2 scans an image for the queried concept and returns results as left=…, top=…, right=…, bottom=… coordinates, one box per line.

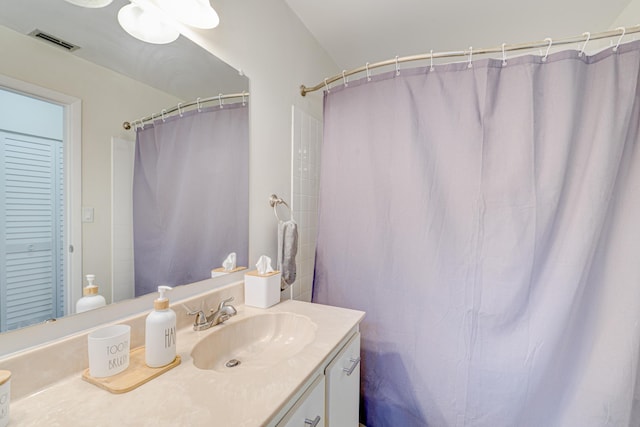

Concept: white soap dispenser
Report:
left=76, top=274, right=107, bottom=313
left=145, top=286, right=177, bottom=368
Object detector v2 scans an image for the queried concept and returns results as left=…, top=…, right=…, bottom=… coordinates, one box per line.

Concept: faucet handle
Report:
left=215, top=296, right=235, bottom=311
left=187, top=309, right=208, bottom=326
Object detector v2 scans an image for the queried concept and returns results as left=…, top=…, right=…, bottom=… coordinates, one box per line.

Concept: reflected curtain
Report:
left=313, top=42, right=640, bottom=426
left=133, top=103, right=248, bottom=296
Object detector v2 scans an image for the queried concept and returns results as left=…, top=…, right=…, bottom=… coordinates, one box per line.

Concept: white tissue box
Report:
left=244, top=270, right=281, bottom=308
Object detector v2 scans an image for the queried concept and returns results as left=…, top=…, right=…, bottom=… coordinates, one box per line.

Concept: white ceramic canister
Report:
left=0, top=370, right=10, bottom=427
left=87, top=325, right=131, bottom=378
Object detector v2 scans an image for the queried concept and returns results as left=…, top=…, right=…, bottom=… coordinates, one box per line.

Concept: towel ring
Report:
left=269, top=194, right=292, bottom=222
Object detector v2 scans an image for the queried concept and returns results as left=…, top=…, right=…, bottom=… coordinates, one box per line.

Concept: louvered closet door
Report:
left=0, top=130, right=64, bottom=332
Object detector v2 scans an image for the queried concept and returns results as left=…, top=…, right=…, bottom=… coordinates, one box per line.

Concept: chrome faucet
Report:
left=188, top=297, right=237, bottom=331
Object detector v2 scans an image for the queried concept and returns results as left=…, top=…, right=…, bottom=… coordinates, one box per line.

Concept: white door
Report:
left=0, top=130, right=64, bottom=331
left=0, top=87, right=66, bottom=332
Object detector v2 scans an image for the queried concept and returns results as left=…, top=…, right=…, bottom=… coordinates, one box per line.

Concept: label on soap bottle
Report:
left=145, top=309, right=177, bottom=368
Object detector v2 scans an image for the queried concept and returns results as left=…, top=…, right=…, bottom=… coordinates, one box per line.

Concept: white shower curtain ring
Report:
left=614, top=27, right=626, bottom=51
left=161, top=109, right=167, bottom=122
left=430, top=50, right=434, bottom=72
left=467, top=47, right=473, bottom=68
left=197, top=97, right=202, bottom=112
left=542, top=38, right=553, bottom=62
left=218, top=93, right=224, bottom=109
left=324, top=78, right=330, bottom=93
left=366, top=62, right=372, bottom=81
left=241, top=91, right=246, bottom=106
left=579, top=32, right=590, bottom=57
left=177, top=103, right=184, bottom=117
left=151, top=113, right=156, bottom=124
left=501, top=43, right=508, bottom=66
left=395, top=56, right=400, bottom=76
left=342, top=70, right=348, bottom=87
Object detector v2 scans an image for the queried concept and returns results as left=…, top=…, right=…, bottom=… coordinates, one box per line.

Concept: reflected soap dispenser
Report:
left=76, top=274, right=107, bottom=313
left=145, top=286, right=177, bottom=368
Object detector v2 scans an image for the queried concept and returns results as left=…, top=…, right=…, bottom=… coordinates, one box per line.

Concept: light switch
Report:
left=82, top=207, right=94, bottom=223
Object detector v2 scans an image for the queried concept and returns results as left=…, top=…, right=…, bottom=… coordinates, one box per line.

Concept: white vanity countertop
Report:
left=9, top=300, right=364, bottom=427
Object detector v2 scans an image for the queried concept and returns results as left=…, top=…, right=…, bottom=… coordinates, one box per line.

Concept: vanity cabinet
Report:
left=4, top=296, right=366, bottom=426
left=278, top=375, right=326, bottom=427
left=325, top=331, right=361, bottom=426
left=276, top=330, right=361, bottom=427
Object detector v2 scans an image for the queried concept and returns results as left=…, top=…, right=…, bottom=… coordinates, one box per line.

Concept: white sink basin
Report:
left=191, top=312, right=317, bottom=373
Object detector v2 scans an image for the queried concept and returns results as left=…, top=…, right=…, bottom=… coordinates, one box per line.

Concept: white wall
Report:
left=180, top=0, right=339, bottom=267
left=611, top=0, right=640, bottom=27
left=0, top=89, right=63, bottom=139
left=580, top=1, right=640, bottom=53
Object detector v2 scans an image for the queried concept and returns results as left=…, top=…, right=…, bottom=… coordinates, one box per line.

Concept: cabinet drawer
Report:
left=278, top=374, right=325, bottom=427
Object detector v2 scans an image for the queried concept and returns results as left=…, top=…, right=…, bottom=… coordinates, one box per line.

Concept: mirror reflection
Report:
left=0, top=0, right=249, bottom=332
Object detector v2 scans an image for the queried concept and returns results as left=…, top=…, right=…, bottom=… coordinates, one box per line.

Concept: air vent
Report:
left=28, top=30, right=80, bottom=52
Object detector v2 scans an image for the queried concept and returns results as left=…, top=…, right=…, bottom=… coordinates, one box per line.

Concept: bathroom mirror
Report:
left=0, top=0, right=249, bottom=333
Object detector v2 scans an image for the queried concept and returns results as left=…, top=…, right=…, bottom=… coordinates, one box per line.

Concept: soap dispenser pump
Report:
left=145, top=286, right=177, bottom=368
left=76, top=274, right=107, bottom=313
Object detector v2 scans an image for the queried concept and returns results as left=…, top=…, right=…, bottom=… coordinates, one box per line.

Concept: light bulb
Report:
left=154, top=0, right=219, bottom=29
left=118, top=3, right=180, bottom=45
left=64, top=0, right=113, bottom=7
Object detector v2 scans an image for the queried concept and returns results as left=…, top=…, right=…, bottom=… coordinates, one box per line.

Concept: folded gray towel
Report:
left=277, top=219, right=298, bottom=290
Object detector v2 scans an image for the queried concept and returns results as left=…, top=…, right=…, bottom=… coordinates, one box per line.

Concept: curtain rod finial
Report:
left=123, top=121, right=132, bottom=130
left=300, top=85, right=308, bottom=97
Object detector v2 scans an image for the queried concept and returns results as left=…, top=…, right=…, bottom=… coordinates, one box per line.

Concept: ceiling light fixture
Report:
left=117, top=3, right=179, bottom=45
left=64, top=0, right=113, bottom=7
left=153, top=0, right=220, bottom=29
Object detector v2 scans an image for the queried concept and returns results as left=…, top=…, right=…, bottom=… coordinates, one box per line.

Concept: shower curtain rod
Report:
left=122, top=91, right=249, bottom=130
left=300, top=24, right=640, bottom=96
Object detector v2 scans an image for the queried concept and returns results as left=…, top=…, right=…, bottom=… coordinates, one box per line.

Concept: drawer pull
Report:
left=342, top=357, right=361, bottom=376
left=304, top=415, right=321, bottom=426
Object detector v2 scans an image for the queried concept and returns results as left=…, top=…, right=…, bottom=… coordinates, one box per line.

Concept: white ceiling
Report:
left=285, top=0, right=633, bottom=71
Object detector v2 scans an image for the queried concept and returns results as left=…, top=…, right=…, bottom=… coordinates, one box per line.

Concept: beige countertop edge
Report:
left=8, top=299, right=365, bottom=427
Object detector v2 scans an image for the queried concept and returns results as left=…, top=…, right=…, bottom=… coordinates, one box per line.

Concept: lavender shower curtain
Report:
left=313, top=42, right=640, bottom=426
left=133, top=103, right=248, bottom=296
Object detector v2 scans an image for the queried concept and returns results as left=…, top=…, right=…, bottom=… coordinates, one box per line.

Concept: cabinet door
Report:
left=278, top=374, right=325, bottom=427
left=325, top=331, right=361, bottom=426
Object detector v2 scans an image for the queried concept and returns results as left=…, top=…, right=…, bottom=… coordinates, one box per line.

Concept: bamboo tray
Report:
left=82, top=347, right=181, bottom=394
